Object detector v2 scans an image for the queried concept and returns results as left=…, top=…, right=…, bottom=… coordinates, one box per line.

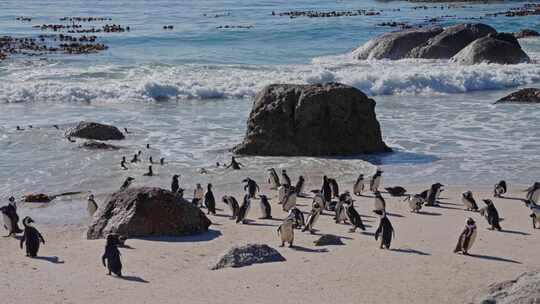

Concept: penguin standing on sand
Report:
left=462, top=191, right=479, bottom=211
left=277, top=185, right=288, bottom=204
left=328, top=178, right=339, bottom=198
left=277, top=218, right=295, bottom=247
left=120, top=177, right=134, bottom=191
left=102, top=234, right=122, bottom=277
left=87, top=194, right=98, bottom=216
left=222, top=196, right=239, bottom=220
left=370, top=169, right=383, bottom=192
left=353, top=174, right=365, bottom=196
left=20, top=217, right=45, bottom=257
left=404, top=194, right=424, bottom=213
left=374, top=191, right=386, bottom=212
left=281, top=169, right=291, bottom=187
left=294, top=176, right=306, bottom=197
left=374, top=210, right=394, bottom=249
left=204, top=184, right=216, bottom=215
left=287, top=208, right=305, bottom=229
left=454, top=218, right=477, bottom=255
left=493, top=180, right=507, bottom=198
left=243, top=178, right=260, bottom=199
left=282, top=188, right=297, bottom=212
left=312, top=192, right=326, bottom=215
left=236, top=195, right=251, bottom=224
left=334, top=193, right=350, bottom=224
left=346, top=202, right=366, bottom=232
left=1, top=202, right=22, bottom=237
left=423, top=183, right=444, bottom=206
left=321, top=176, right=332, bottom=207
left=258, top=195, right=272, bottom=219
left=480, top=199, right=502, bottom=231
left=171, top=175, right=180, bottom=193
left=143, top=166, right=153, bottom=176
left=267, top=168, right=280, bottom=190
left=385, top=186, right=407, bottom=197
left=303, top=202, right=322, bottom=234
left=526, top=182, right=540, bottom=204
left=120, top=157, right=128, bottom=170
left=193, top=184, right=204, bottom=207
left=525, top=200, right=540, bottom=229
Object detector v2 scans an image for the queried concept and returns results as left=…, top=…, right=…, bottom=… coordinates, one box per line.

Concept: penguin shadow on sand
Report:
left=32, top=256, right=65, bottom=264
left=498, top=229, right=530, bottom=236
left=391, top=248, right=431, bottom=256
left=289, top=245, right=328, bottom=253
left=242, top=220, right=278, bottom=227
left=385, top=212, right=404, bottom=218
left=137, top=229, right=222, bottom=243
left=465, top=253, right=521, bottom=264
left=415, top=210, right=443, bottom=216
left=113, top=275, right=149, bottom=283
left=430, top=201, right=463, bottom=210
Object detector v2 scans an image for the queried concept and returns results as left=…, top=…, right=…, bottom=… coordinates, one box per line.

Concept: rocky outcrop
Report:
left=514, top=29, right=540, bottom=39
left=87, top=187, right=211, bottom=239
left=80, top=140, right=120, bottom=150
left=66, top=121, right=125, bottom=140
left=314, top=234, right=345, bottom=246
left=495, top=88, right=540, bottom=104
left=408, top=23, right=496, bottom=59
left=451, top=33, right=531, bottom=65
left=210, top=244, right=286, bottom=270
left=472, top=271, right=540, bottom=303
left=233, top=83, right=391, bottom=156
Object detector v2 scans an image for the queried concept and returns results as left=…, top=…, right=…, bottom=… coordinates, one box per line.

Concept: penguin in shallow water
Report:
left=120, top=177, right=134, bottom=191
left=353, top=174, right=365, bottom=196
left=160, top=157, right=165, bottom=165
left=123, top=128, right=130, bottom=134
left=243, top=178, right=260, bottom=199
left=303, top=202, right=322, bottom=234
left=282, top=188, right=297, bottom=212
left=143, top=165, right=153, bottom=176
left=193, top=184, right=204, bottom=207
left=374, top=210, right=394, bottom=249
left=328, top=178, right=339, bottom=199
left=480, top=199, right=502, bottom=231
left=404, top=194, right=424, bottom=213
left=346, top=202, right=366, bottom=232
left=374, top=191, right=386, bottom=212
left=226, top=156, right=243, bottom=170
left=454, top=217, right=477, bottom=255
left=102, top=234, right=122, bottom=277
left=277, top=218, right=294, bottom=247
left=294, top=176, right=306, bottom=197
left=222, top=196, right=239, bottom=220
left=493, top=180, right=507, bottom=198
left=461, top=191, right=478, bottom=212
left=236, top=195, right=251, bottom=224
left=385, top=186, right=407, bottom=197
left=130, top=154, right=138, bottom=163
left=526, top=182, right=540, bottom=204
left=370, top=169, right=383, bottom=192
left=149, top=156, right=154, bottom=164
left=281, top=169, right=291, bottom=187
left=20, top=217, right=45, bottom=257
left=287, top=207, right=305, bottom=229
left=204, top=184, right=216, bottom=215
left=1, top=203, right=22, bottom=237
left=423, top=183, right=444, bottom=206
left=120, top=157, right=128, bottom=170
left=267, top=168, right=280, bottom=190
left=87, top=194, right=98, bottom=217
left=258, top=194, right=272, bottom=219
left=171, top=175, right=180, bottom=193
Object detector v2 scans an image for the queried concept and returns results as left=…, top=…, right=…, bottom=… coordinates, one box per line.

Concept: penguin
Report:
left=222, top=196, right=239, bottom=220
left=267, top=168, right=280, bottom=190
left=160, top=157, right=165, bottom=165
left=137, top=150, right=142, bottom=157
left=454, top=218, right=477, bottom=255
left=374, top=210, right=394, bottom=249
left=424, top=183, right=444, bottom=206
left=525, top=182, right=540, bottom=204
left=258, top=194, right=272, bottom=219
left=16, top=126, right=24, bottom=131
left=20, top=217, right=45, bottom=257
left=146, top=144, right=150, bottom=149
left=277, top=218, right=295, bottom=247
left=287, top=208, right=305, bottom=229
left=53, top=124, right=60, bottom=130
left=120, top=177, right=134, bottom=191
left=281, top=169, right=291, bottom=187
left=525, top=200, right=540, bottom=229
left=321, top=176, right=332, bottom=206
left=353, top=174, right=365, bottom=196
left=67, top=136, right=76, bottom=143
left=277, top=185, right=288, bottom=204
left=346, top=202, right=366, bottom=232
left=493, top=180, right=507, bottom=198
left=87, top=194, right=98, bottom=217
left=143, top=165, right=153, bottom=176
left=130, top=154, right=138, bottom=163
left=1, top=203, right=22, bottom=237
left=102, top=234, right=122, bottom=277
left=243, top=178, right=260, bottom=199
left=374, top=191, right=386, bottom=212
left=335, top=200, right=349, bottom=224
left=404, top=194, right=424, bottom=213
left=282, top=188, right=297, bottom=212
left=123, top=128, right=130, bottom=134
left=149, top=156, right=153, bottom=164
left=461, top=191, right=479, bottom=211
left=479, top=199, right=502, bottom=231
left=312, top=192, right=326, bottom=215
left=236, top=195, right=251, bottom=224
left=294, top=176, right=306, bottom=197
left=385, top=186, right=407, bottom=197
left=226, top=156, right=243, bottom=170
left=204, top=184, right=216, bottom=215
left=302, top=202, right=322, bottom=234
left=328, top=178, right=339, bottom=198
left=193, top=184, right=204, bottom=207
left=120, top=156, right=128, bottom=170
left=370, top=169, right=383, bottom=192
left=171, top=175, right=180, bottom=193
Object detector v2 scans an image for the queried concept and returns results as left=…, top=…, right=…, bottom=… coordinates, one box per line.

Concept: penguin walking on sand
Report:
left=370, top=169, right=383, bottom=192
left=267, top=168, right=280, bottom=190
left=1, top=201, right=22, bottom=237
left=281, top=169, right=291, bottom=187
left=258, top=195, right=272, bottom=219
left=480, top=199, right=502, bottom=231
left=525, top=200, right=540, bottom=229
left=374, top=210, right=394, bottom=249
left=171, top=175, right=180, bottom=193
left=303, top=202, right=322, bottom=234
left=334, top=193, right=351, bottom=224
left=236, top=195, right=251, bottom=224
left=277, top=218, right=295, bottom=247
left=20, top=217, right=45, bottom=257
left=193, top=184, right=204, bottom=207
left=385, top=186, right=407, bottom=197
left=454, top=218, right=477, bottom=255
left=353, top=174, right=366, bottom=196
left=346, top=202, right=366, bottom=232
left=493, top=180, right=507, bottom=198
left=526, top=182, right=540, bottom=204
left=287, top=208, right=305, bottom=229
left=328, top=178, right=339, bottom=199
left=204, top=184, right=216, bottom=215
left=120, top=157, right=128, bottom=170
left=374, top=191, right=386, bottom=212
left=143, top=165, right=153, bottom=176
left=462, top=191, right=479, bottom=212
left=120, top=177, right=134, bottom=191
left=282, top=188, right=297, bottom=212
left=321, top=176, right=332, bottom=207
left=222, top=196, right=239, bottom=220
left=404, top=194, right=424, bottom=213
left=102, top=234, right=122, bottom=277
left=87, top=194, right=98, bottom=217
left=422, top=183, right=444, bottom=206
left=294, top=176, right=306, bottom=197
left=243, top=178, right=260, bottom=199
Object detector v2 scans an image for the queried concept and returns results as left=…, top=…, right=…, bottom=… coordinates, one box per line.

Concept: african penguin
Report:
left=222, top=196, right=239, bottom=220
left=236, top=195, right=251, bottom=224
left=193, top=184, right=205, bottom=207
left=404, top=194, right=424, bottom=213
left=277, top=185, right=287, bottom=205
left=243, top=178, right=260, bottom=199
left=321, top=176, right=332, bottom=205
left=287, top=208, right=305, bottom=229
left=493, top=180, right=507, bottom=198
left=143, top=165, right=153, bottom=176
left=1, top=203, right=22, bottom=237
left=87, top=194, right=98, bottom=217
left=204, top=184, right=216, bottom=215
left=353, top=174, right=365, bottom=196
left=282, top=188, right=297, bottom=212
left=258, top=194, right=272, bottom=219
left=370, top=169, right=383, bottom=192
left=526, top=182, right=540, bottom=204
left=120, top=157, right=128, bottom=170
left=346, top=202, right=366, bottom=232
left=424, top=183, right=444, bottom=206
left=281, top=169, right=291, bottom=187
left=312, top=193, right=326, bottom=215
left=277, top=218, right=295, bottom=247
left=171, top=175, right=180, bottom=193
left=120, top=177, right=134, bottom=191
left=102, top=234, right=122, bottom=277
left=374, top=191, right=386, bottom=212
left=454, top=217, right=477, bottom=255
left=267, top=168, right=280, bottom=190
left=302, top=202, right=322, bottom=234
left=461, top=191, right=479, bottom=212
left=525, top=200, right=540, bottom=229
left=130, top=154, right=138, bottom=163
left=374, top=210, right=394, bottom=249
left=294, top=176, right=306, bottom=197
left=20, top=217, right=45, bottom=257
left=328, top=178, right=339, bottom=199
left=480, top=199, right=502, bottom=231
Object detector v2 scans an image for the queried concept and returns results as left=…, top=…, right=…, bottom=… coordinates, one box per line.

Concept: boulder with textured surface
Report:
left=210, top=244, right=286, bottom=270
left=514, top=29, right=540, bottom=39
left=80, top=140, right=120, bottom=150
left=451, top=33, right=531, bottom=65
left=66, top=121, right=125, bottom=140
left=495, top=88, right=540, bottom=104
left=314, top=234, right=345, bottom=246
left=472, top=271, right=540, bottom=303
left=87, top=187, right=211, bottom=239
left=233, top=83, right=390, bottom=156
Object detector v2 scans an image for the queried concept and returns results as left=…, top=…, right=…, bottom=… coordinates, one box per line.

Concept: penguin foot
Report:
left=288, top=243, right=293, bottom=248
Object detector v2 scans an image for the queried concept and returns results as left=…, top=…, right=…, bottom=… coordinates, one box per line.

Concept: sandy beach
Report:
left=2, top=181, right=538, bottom=304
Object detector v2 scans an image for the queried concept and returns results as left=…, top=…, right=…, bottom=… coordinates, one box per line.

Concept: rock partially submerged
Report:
left=24, top=193, right=52, bottom=203
left=233, top=83, right=390, bottom=156
left=314, top=234, right=345, bottom=246
left=451, top=33, right=531, bottom=65
left=210, top=243, right=286, bottom=270
left=66, top=121, right=125, bottom=141
left=495, top=88, right=540, bottom=104
left=472, top=271, right=540, bottom=303
left=514, top=29, right=540, bottom=39
left=80, top=140, right=120, bottom=150
left=87, top=187, right=211, bottom=239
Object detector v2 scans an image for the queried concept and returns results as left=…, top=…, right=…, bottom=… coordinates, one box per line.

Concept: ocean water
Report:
left=0, top=0, right=539, bottom=223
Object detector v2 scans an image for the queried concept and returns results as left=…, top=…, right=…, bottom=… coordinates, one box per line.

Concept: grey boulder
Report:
left=210, top=244, right=286, bottom=270
left=451, top=33, right=531, bottom=65
left=66, top=121, right=125, bottom=140
left=472, top=271, right=540, bottom=304
left=495, top=88, right=540, bottom=104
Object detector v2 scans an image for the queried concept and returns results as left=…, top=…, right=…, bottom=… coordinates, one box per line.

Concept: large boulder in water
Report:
left=472, top=271, right=540, bottom=303
left=408, top=23, right=496, bottom=59
left=233, top=83, right=391, bottom=156
left=210, top=244, right=286, bottom=270
left=87, top=187, right=211, bottom=239
left=66, top=121, right=125, bottom=140
left=353, top=26, right=443, bottom=60
left=451, top=33, right=531, bottom=65
left=514, top=29, right=540, bottom=39
left=495, top=88, right=540, bottom=104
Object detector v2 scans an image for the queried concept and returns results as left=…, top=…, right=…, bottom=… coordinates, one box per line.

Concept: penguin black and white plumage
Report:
left=171, top=175, right=180, bottom=194
left=120, top=177, right=134, bottom=191
left=120, top=157, right=128, bottom=170
left=385, top=186, right=407, bottom=197
left=454, top=217, right=477, bottom=255
left=20, top=217, right=45, bottom=257
left=267, top=168, right=280, bottom=190
left=461, top=191, right=479, bottom=212
left=374, top=210, right=394, bottom=249
left=282, top=188, right=297, bottom=212
left=102, top=234, right=122, bottom=277
left=277, top=185, right=287, bottom=205
left=312, top=192, right=326, bottom=215
left=193, top=184, right=204, bottom=207
left=281, top=169, right=291, bottom=187
left=328, top=178, right=339, bottom=199
left=143, top=165, right=153, bottom=176
left=424, top=183, right=444, bottom=206
left=236, top=195, right=251, bottom=224
left=87, top=194, right=98, bottom=217
left=480, top=199, right=502, bottom=231
left=258, top=195, right=272, bottom=219
left=287, top=208, right=305, bottom=229
left=277, top=218, right=294, bottom=247
left=404, top=194, right=424, bottom=213
left=525, top=200, right=540, bottom=229
left=374, top=191, right=386, bottom=212
left=243, top=178, right=260, bottom=199
left=346, top=202, right=366, bottom=232
left=353, top=174, right=365, bottom=196
left=1, top=202, right=22, bottom=237
left=335, top=192, right=351, bottom=224
left=205, top=184, right=216, bottom=215
left=160, top=157, right=165, bottom=165
left=222, top=196, right=239, bottom=220
left=294, top=176, right=306, bottom=197
left=321, top=176, right=332, bottom=205
left=302, top=202, right=322, bottom=234
left=493, top=180, right=507, bottom=198
left=370, top=169, right=383, bottom=192
left=130, top=154, right=138, bottom=163
left=526, top=182, right=540, bottom=204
